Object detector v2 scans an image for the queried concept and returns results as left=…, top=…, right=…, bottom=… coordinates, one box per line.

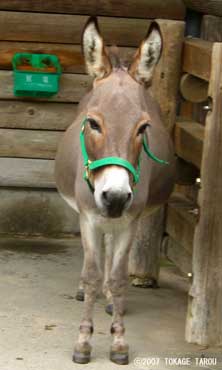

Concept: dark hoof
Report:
left=73, top=350, right=91, bottom=364
left=105, top=303, right=113, bottom=316
left=110, top=351, right=129, bottom=365
left=75, top=289, right=85, bottom=301
left=132, top=277, right=159, bottom=289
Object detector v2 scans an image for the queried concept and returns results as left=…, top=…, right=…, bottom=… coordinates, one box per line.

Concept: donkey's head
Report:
left=81, top=17, right=162, bottom=218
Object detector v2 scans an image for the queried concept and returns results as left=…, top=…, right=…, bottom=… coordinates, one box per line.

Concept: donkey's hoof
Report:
left=75, top=289, right=85, bottom=301
left=110, top=350, right=129, bottom=365
left=131, top=277, right=159, bottom=289
left=73, top=343, right=91, bottom=364
left=105, top=303, right=113, bottom=316
left=73, top=350, right=91, bottom=364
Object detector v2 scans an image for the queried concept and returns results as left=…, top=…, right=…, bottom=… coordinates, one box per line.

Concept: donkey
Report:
left=55, top=17, right=175, bottom=365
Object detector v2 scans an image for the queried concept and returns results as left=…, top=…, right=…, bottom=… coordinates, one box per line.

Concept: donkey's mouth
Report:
left=105, top=207, right=124, bottom=218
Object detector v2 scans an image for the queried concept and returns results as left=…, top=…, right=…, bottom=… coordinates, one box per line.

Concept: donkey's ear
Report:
left=128, top=22, right=162, bottom=86
left=82, top=17, right=112, bottom=79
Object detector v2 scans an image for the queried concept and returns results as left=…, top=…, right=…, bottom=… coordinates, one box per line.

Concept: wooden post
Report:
left=185, top=43, right=222, bottom=346
left=129, top=208, right=164, bottom=287
left=128, top=20, right=184, bottom=286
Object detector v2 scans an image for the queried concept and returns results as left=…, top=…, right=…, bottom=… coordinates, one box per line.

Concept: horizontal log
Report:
left=0, top=0, right=185, bottom=19
left=0, top=158, right=55, bottom=188
left=0, top=71, right=91, bottom=103
left=166, top=236, right=192, bottom=275
left=183, top=38, right=212, bottom=81
left=166, top=194, right=197, bottom=254
left=183, top=0, right=222, bottom=17
left=0, top=129, right=63, bottom=159
left=0, top=11, right=151, bottom=46
left=0, top=41, right=136, bottom=73
left=0, top=101, right=77, bottom=130
left=180, top=73, right=208, bottom=103
left=0, top=188, right=79, bottom=237
left=175, top=120, right=204, bottom=168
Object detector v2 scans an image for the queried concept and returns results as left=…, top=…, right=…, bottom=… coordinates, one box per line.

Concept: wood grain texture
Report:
left=166, top=236, right=192, bottom=276
left=201, top=15, right=222, bottom=42
left=0, top=71, right=92, bottom=103
left=0, top=11, right=151, bottom=46
left=0, top=0, right=185, bottom=19
left=129, top=208, right=164, bottom=284
left=0, top=101, right=77, bottom=130
left=186, top=43, right=222, bottom=346
left=0, top=41, right=136, bottom=73
left=183, top=38, right=212, bottom=81
left=0, top=158, right=55, bottom=188
left=0, top=129, right=63, bottom=159
left=175, top=120, right=204, bottom=169
left=166, top=194, right=197, bottom=254
left=152, top=20, right=185, bottom=131
left=0, top=188, right=79, bottom=237
left=184, top=0, right=222, bottom=17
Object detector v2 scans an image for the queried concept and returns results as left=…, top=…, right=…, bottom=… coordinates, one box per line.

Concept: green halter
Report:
left=80, top=117, right=168, bottom=192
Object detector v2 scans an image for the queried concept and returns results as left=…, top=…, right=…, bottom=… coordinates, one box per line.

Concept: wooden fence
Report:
left=0, top=2, right=184, bottom=237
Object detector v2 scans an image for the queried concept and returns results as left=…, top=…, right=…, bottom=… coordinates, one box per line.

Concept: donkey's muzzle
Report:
left=102, top=190, right=132, bottom=218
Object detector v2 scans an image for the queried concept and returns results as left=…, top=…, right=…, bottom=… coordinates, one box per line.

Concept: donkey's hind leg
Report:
left=73, top=214, right=103, bottom=364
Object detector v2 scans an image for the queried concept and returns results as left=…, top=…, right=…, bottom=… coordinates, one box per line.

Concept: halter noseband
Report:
left=80, top=117, right=168, bottom=192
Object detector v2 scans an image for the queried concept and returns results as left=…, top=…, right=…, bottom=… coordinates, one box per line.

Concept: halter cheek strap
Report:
left=80, top=117, right=168, bottom=192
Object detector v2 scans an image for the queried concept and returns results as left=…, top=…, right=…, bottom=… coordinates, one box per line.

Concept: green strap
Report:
left=89, top=157, right=140, bottom=183
left=80, top=117, right=168, bottom=192
left=143, top=134, right=169, bottom=165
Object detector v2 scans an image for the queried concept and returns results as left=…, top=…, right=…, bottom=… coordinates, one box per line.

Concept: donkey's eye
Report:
left=137, top=123, right=150, bottom=136
left=88, top=118, right=102, bottom=133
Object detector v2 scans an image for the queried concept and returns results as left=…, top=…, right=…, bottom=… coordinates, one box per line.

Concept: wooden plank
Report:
left=183, top=38, right=212, bottom=81
left=166, top=194, right=197, bottom=254
left=0, top=11, right=151, bottom=47
left=0, top=0, right=185, bottom=20
left=0, top=101, right=77, bottom=130
left=175, top=120, right=204, bottom=169
left=201, top=15, right=222, bottom=42
left=0, top=188, right=79, bottom=237
left=0, top=129, right=63, bottom=159
left=0, top=41, right=136, bottom=73
left=186, top=43, right=222, bottom=346
left=0, top=71, right=91, bottom=103
left=151, top=20, right=185, bottom=131
left=166, top=236, right=192, bottom=276
left=184, top=0, right=222, bottom=17
left=0, top=158, right=55, bottom=188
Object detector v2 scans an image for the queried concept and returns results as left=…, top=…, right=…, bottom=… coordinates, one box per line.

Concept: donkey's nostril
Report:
left=127, top=192, right=132, bottom=202
left=102, top=190, right=132, bottom=207
left=102, top=191, right=108, bottom=202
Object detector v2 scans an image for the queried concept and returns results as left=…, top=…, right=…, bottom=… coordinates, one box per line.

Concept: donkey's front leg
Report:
left=73, top=214, right=103, bottom=364
left=109, top=225, right=136, bottom=365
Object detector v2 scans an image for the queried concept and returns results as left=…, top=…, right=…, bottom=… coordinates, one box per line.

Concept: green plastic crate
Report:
left=12, top=53, right=62, bottom=98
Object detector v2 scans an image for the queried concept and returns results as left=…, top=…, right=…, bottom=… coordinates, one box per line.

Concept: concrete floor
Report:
left=0, top=237, right=221, bottom=370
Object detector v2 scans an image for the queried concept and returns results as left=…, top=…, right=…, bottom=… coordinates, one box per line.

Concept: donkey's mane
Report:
left=108, top=46, right=128, bottom=70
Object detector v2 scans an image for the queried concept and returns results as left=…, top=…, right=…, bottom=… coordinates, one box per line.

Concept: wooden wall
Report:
left=0, top=1, right=185, bottom=237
